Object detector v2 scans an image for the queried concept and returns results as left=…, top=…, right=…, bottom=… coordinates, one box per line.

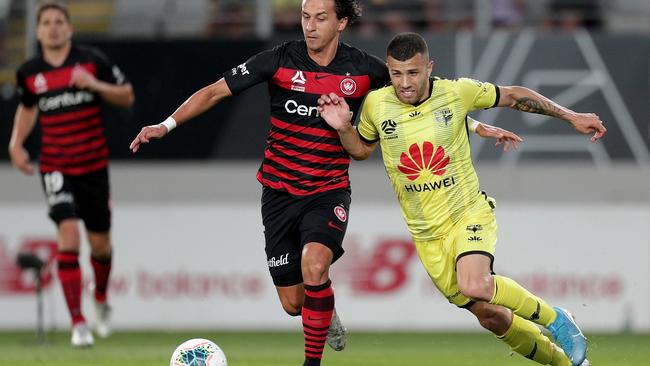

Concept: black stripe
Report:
left=270, top=126, right=342, bottom=146
left=459, top=300, right=476, bottom=309
left=57, top=261, right=79, bottom=270
left=268, top=146, right=349, bottom=171
left=41, top=130, right=105, bottom=148
left=40, top=112, right=100, bottom=128
left=491, top=85, right=501, bottom=108
left=303, top=296, right=335, bottom=312
left=42, top=121, right=102, bottom=137
left=302, top=323, right=330, bottom=332
left=525, top=342, right=538, bottom=359
left=263, top=159, right=347, bottom=182
left=304, top=343, right=324, bottom=350
left=455, top=251, right=495, bottom=273
left=304, top=280, right=331, bottom=292
left=359, top=133, right=379, bottom=144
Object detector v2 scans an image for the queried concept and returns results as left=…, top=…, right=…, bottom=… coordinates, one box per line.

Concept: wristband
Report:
left=161, top=117, right=177, bottom=133
left=468, top=118, right=479, bottom=133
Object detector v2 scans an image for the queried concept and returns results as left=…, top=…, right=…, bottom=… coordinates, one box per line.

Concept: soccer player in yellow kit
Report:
left=317, top=33, right=606, bottom=366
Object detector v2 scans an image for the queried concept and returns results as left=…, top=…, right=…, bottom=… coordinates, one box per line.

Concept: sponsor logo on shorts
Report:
left=267, top=253, right=289, bottom=268
left=468, top=235, right=482, bottom=242
left=334, top=206, right=347, bottom=222
left=466, top=224, right=483, bottom=233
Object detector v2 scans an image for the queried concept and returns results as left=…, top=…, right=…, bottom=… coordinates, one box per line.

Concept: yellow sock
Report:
left=490, top=275, right=556, bottom=327
left=498, top=315, right=571, bottom=366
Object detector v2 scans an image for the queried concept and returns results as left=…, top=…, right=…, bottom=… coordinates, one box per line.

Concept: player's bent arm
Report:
left=94, top=81, right=134, bottom=108
left=170, top=78, right=233, bottom=127
left=130, top=78, right=233, bottom=152
left=337, top=125, right=378, bottom=161
left=497, top=85, right=606, bottom=141
left=8, top=104, right=38, bottom=174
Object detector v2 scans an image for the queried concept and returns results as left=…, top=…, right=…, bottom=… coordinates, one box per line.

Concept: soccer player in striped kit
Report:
left=9, top=1, right=134, bottom=347
left=130, top=1, right=519, bottom=365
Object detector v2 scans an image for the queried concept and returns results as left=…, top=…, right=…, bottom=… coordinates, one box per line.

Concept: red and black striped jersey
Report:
left=224, top=40, right=389, bottom=196
left=16, top=45, right=128, bottom=176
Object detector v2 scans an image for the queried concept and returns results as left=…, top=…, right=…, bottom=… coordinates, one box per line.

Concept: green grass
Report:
left=0, top=331, right=648, bottom=366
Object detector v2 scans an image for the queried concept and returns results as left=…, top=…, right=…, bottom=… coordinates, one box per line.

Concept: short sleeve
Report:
left=357, top=92, right=380, bottom=143
left=16, top=68, right=37, bottom=107
left=455, top=78, right=499, bottom=112
left=90, top=48, right=128, bottom=85
left=223, top=45, right=281, bottom=95
left=367, top=54, right=389, bottom=90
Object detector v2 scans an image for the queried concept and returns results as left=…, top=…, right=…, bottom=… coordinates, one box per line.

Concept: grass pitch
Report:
left=0, top=330, right=648, bottom=366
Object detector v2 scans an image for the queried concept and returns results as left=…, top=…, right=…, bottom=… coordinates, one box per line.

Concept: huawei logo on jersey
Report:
left=398, top=142, right=450, bottom=181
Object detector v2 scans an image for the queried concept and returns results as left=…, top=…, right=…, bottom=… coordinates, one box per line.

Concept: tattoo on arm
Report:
left=512, top=97, right=567, bottom=119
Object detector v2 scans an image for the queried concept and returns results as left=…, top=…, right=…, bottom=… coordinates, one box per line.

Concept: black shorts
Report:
left=40, top=168, right=111, bottom=232
left=261, top=187, right=351, bottom=287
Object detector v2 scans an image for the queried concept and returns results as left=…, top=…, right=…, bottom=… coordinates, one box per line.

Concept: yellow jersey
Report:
left=357, top=77, right=499, bottom=241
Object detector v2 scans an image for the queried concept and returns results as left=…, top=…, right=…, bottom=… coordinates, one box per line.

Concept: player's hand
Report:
left=568, top=112, right=606, bottom=142
left=476, top=123, right=523, bottom=152
left=9, top=145, right=34, bottom=175
left=69, top=65, right=99, bottom=91
left=129, top=124, right=169, bottom=153
left=317, top=93, right=352, bottom=131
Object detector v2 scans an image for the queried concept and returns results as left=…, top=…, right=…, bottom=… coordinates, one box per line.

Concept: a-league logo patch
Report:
left=334, top=206, right=347, bottom=222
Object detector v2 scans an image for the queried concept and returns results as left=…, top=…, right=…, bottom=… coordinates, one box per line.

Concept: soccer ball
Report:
left=170, top=338, right=227, bottom=366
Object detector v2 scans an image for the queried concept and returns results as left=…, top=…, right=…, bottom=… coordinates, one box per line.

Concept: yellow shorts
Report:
left=414, top=194, right=497, bottom=307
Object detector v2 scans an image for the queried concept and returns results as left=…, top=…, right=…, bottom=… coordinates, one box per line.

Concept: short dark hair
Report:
left=387, top=32, right=429, bottom=61
left=334, top=0, right=362, bottom=24
left=37, top=1, right=70, bottom=23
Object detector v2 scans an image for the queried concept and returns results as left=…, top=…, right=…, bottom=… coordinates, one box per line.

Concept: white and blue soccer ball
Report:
left=170, top=338, right=227, bottom=366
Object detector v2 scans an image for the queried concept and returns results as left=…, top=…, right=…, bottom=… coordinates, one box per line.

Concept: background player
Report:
left=129, top=1, right=520, bottom=365
left=317, top=32, right=605, bottom=366
left=9, top=0, right=134, bottom=347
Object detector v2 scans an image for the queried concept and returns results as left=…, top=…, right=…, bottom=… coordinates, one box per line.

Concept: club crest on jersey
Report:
left=334, top=206, right=347, bottom=222
left=291, top=70, right=306, bottom=92
left=434, top=108, right=453, bottom=126
left=34, top=73, right=48, bottom=93
left=340, top=78, right=357, bottom=95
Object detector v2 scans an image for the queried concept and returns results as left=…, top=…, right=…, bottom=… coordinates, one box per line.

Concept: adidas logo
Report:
left=397, top=142, right=450, bottom=181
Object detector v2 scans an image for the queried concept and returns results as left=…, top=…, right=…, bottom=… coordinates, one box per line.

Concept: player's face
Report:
left=387, top=53, right=433, bottom=105
left=301, top=0, right=348, bottom=52
left=37, top=9, right=72, bottom=50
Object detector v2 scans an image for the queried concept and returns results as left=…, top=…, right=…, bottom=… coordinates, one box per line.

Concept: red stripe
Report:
left=269, top=130, right=344, bottom=153
left=272, top=67, right=371, bottom=98
left=41, top=147, right=108, bottom=165
left=271, top=117, right=338, bottom=138
left=40, top=106, right=101, bottom=125
left=42, top=117, right=101, bottom=135
left=41, top=159, right=107, bottom=176
left=25, top=63, right=96, bottom=94
left=42, top=127, right=104, bottom=145
left=261, top=165, right=348, bottom=188
left=258, top=174, right=349, bottom=196
left=305, top=288, right=334, bottom=298
left=265, top=154, right=346, bottom=178
left=272, top=143, right=349, bottom=165
left=42, top=136, right=106, bottom=156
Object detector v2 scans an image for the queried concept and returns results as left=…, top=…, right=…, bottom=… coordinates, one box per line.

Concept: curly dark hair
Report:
left=334, top=0, right=362, bottom=24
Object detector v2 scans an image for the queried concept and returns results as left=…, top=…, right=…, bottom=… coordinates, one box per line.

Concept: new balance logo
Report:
left=409, top=111, right=421, bottom=118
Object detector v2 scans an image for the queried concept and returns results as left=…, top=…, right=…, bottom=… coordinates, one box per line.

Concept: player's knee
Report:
left=458, top=276, right=494, bottom=301
left=280, top=300, right=302, bottom=316
left=301, top=261, right=329, bottom=283
left=57, top=219, right=81, bottom=250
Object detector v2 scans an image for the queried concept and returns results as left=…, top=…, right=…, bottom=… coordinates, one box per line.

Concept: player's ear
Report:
left=427, top=60, right=434, bottom=77
left=338, top=17, right=348, bottom=32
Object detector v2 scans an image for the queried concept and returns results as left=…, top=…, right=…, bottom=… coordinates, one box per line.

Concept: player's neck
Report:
left=307, top=39, right=339, bottom=67
left=42, top=42, right=71, bottom=67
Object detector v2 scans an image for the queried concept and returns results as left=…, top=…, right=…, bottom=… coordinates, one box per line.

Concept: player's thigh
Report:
left=40, top=171, right=77, bottom=225
left=453, top=194, right=498, bottom=275
left=414, top=238, right=471, bottom=307
left=298, top=189, right=351, bottom=265
left=262, top=188, right=304, bottom=287
left=74, top=168, right=111, bottom=233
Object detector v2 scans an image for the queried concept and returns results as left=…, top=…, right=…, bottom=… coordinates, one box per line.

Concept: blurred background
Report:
left=0, top=0, right=649, bottom=341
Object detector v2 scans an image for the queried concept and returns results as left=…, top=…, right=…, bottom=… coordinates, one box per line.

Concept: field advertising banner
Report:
left=0, top=202, right=648, bottom=332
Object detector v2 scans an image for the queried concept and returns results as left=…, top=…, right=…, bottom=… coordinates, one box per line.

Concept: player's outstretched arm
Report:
left=130, top=78, right=233, bottom=153
left=317, top=93, right=377, bottom=160
left=470, top=117, right=523, bottom=152
left=8, top=104, right=38, bottom=175
left=497, top=86, right=606, bottom=142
